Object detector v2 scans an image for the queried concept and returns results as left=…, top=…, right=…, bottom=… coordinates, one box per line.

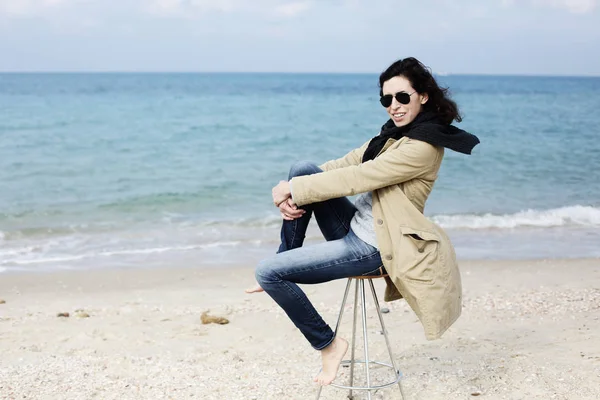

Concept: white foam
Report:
left=0, top=240, right=265, bottom=266
left=0, top=246, right=39, bottom=257
left=2, top=254, right=89, bottom=265
left=98, top=245, right=199, bottom=257
left=200, top=214, right=282, bottom=228
left=3, top=205, right=598, bottom=270
left=433, top=205, right=600, bottom=230
left=216, top=206, right=600, bottom=231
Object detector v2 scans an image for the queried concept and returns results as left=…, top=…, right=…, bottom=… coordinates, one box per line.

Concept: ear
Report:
left=420, top=93, right=429, bottom=105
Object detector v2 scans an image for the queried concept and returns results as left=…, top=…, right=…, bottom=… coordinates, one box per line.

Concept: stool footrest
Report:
left=315, top=277, right=405, bottom=400
left=329, top=360, right=402, bottom=391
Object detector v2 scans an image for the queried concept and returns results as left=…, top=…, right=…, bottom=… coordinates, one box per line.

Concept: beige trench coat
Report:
left=290, top=137, right=462, bottom=340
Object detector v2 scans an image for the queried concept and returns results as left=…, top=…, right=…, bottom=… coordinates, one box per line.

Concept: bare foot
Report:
left=245, top=284, right=264, bottom=294
left=314, top=336, right=349, bottom=386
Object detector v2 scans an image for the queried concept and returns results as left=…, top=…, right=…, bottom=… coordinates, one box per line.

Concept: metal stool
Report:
left=316, top=274, right=405, bottom=400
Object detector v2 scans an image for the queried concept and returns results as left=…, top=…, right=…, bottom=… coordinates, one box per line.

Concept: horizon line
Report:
left=0, top=70, right=599, bottom=78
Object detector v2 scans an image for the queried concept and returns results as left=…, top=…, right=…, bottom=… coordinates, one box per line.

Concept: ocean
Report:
left=1, top=73, right=599, bottom=273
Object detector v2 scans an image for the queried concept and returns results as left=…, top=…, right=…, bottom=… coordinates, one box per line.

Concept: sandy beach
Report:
left=1, top=258, right=599, bottom=400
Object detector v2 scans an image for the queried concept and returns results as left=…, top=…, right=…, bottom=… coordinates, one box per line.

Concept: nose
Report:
left=390, top=97, right=402, bottom=109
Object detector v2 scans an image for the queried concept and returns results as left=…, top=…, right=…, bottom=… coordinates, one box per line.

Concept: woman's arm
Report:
left=318, top=140, right=371, bottom=172
left=290, top=138, right=441, bottom=207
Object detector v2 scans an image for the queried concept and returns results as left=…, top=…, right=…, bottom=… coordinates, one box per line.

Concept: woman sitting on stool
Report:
left=246, top=57, right=480, bottom=386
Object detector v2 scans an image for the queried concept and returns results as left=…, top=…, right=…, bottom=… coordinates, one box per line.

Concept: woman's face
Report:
left=381, top=75, right=429, bottom=127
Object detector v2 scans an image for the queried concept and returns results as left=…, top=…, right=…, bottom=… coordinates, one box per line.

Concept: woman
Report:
left=246, top=57, right=480, bottom=386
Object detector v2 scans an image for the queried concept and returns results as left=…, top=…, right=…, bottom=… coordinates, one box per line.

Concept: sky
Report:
left=0, top=0, right=598, bottom=75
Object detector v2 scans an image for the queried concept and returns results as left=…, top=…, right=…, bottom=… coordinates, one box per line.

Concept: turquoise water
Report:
left=1, top=73, right=599, bottom=272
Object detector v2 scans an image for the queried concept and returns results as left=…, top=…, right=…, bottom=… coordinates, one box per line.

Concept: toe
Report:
left=245, top=286, right=263, bottom=294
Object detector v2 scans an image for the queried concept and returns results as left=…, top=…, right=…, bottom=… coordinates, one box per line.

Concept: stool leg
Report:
left=315, top=278, right=353, bottom=400
left=333, top=278, right=353, bottom=335
left=360, top=279, right=372, bottom=400
left=348, top=279, right=359, bottom=399
left=368, top=279, right=406, bottom=400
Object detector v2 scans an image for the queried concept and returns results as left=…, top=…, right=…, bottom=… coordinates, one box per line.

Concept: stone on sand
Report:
left=201, top=311, right=229, bottom=325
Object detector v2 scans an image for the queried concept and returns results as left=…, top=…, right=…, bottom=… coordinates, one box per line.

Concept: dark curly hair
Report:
left=379, top=57, right=462, bottom=125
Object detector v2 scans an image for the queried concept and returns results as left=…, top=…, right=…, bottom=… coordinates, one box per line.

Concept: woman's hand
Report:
left=279, top=198, right=305, bottom=221
left=272, top=180, right=292, bottom=206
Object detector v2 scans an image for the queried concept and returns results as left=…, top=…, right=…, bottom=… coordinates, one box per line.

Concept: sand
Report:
left=1, top=258, right=599, bottom=400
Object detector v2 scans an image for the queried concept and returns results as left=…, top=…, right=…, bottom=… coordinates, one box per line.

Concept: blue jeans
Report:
left=255, top=161, right=384, bottom=350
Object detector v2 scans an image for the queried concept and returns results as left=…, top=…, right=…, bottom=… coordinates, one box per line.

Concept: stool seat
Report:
left=315, top=275, right=405, bottom=400
left=351, top=273, right=388, bottom=280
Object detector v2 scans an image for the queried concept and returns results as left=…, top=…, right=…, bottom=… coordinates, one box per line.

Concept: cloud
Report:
left=147, top=0, right=180, bottom=14
left=146, top=0, right=315, bottom=18
left=0, top=0, right=68, bottom=16
left=2, top=0, right=596, bottom=21
left=502, top=0, right=597, bottom=13
left=145, top=0, right=598, bottom=20
left=0, top=0, right=34, bottom=15
left=147, top=0, right=241, bottom=16
left=538, top=0, right=597, bottom=13
left=273, top=1, right=313, bottom=17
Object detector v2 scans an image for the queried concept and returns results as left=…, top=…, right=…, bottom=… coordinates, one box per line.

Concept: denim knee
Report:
left=255, top=259, right=277, bottom=285
left=288, top=161, right=320, bottom=180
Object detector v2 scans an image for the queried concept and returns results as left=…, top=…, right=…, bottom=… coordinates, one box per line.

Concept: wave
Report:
left=186, top=205, right=600, bottom=230
left=432, top=205, right=600, bottom=229
left=0, top=240, right=266, bottom=266
left=2, top=206, right=599, bottom=246
left=96, top=205, right=600, bottom=231
left=2, top=205, right=599, bottom=271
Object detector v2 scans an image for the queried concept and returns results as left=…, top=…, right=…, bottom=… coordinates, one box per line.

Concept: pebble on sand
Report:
left=0, top=299, right=5, bottom=304
left=201, top=311, right=229, bottom=325
left=57, top=312, right=70, bottom=318
left=76, top=312, right=90, bottom=318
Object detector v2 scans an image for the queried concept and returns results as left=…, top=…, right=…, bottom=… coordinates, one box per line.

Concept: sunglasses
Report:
left=380, top=91, right=416, bottom=108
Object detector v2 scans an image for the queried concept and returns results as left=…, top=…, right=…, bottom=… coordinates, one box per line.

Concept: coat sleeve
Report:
left=318, top=140, right=371, bottom=172
left=291, top=138, right=440, bottom=207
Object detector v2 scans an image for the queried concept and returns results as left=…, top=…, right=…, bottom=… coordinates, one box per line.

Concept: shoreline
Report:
left=3, top=224, right=600, bottom=273
left=1, top=258, right=599, bottom=399
left=2, top=248, right=599, bottom=277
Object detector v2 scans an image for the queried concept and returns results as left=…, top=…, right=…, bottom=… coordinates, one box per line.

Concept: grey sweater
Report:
left=350, top=192, right=378, bottom=249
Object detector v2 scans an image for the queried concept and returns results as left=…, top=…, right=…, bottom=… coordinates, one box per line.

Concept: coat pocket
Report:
left=399, top=227, right=439, bottom=284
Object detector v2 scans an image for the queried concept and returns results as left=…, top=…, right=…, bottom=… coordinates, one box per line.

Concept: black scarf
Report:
left=362, top=111, right=480, bottom=163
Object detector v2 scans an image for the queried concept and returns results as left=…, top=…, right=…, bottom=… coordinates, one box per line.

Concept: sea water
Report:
left=1, top=73, right=599, bottom=272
